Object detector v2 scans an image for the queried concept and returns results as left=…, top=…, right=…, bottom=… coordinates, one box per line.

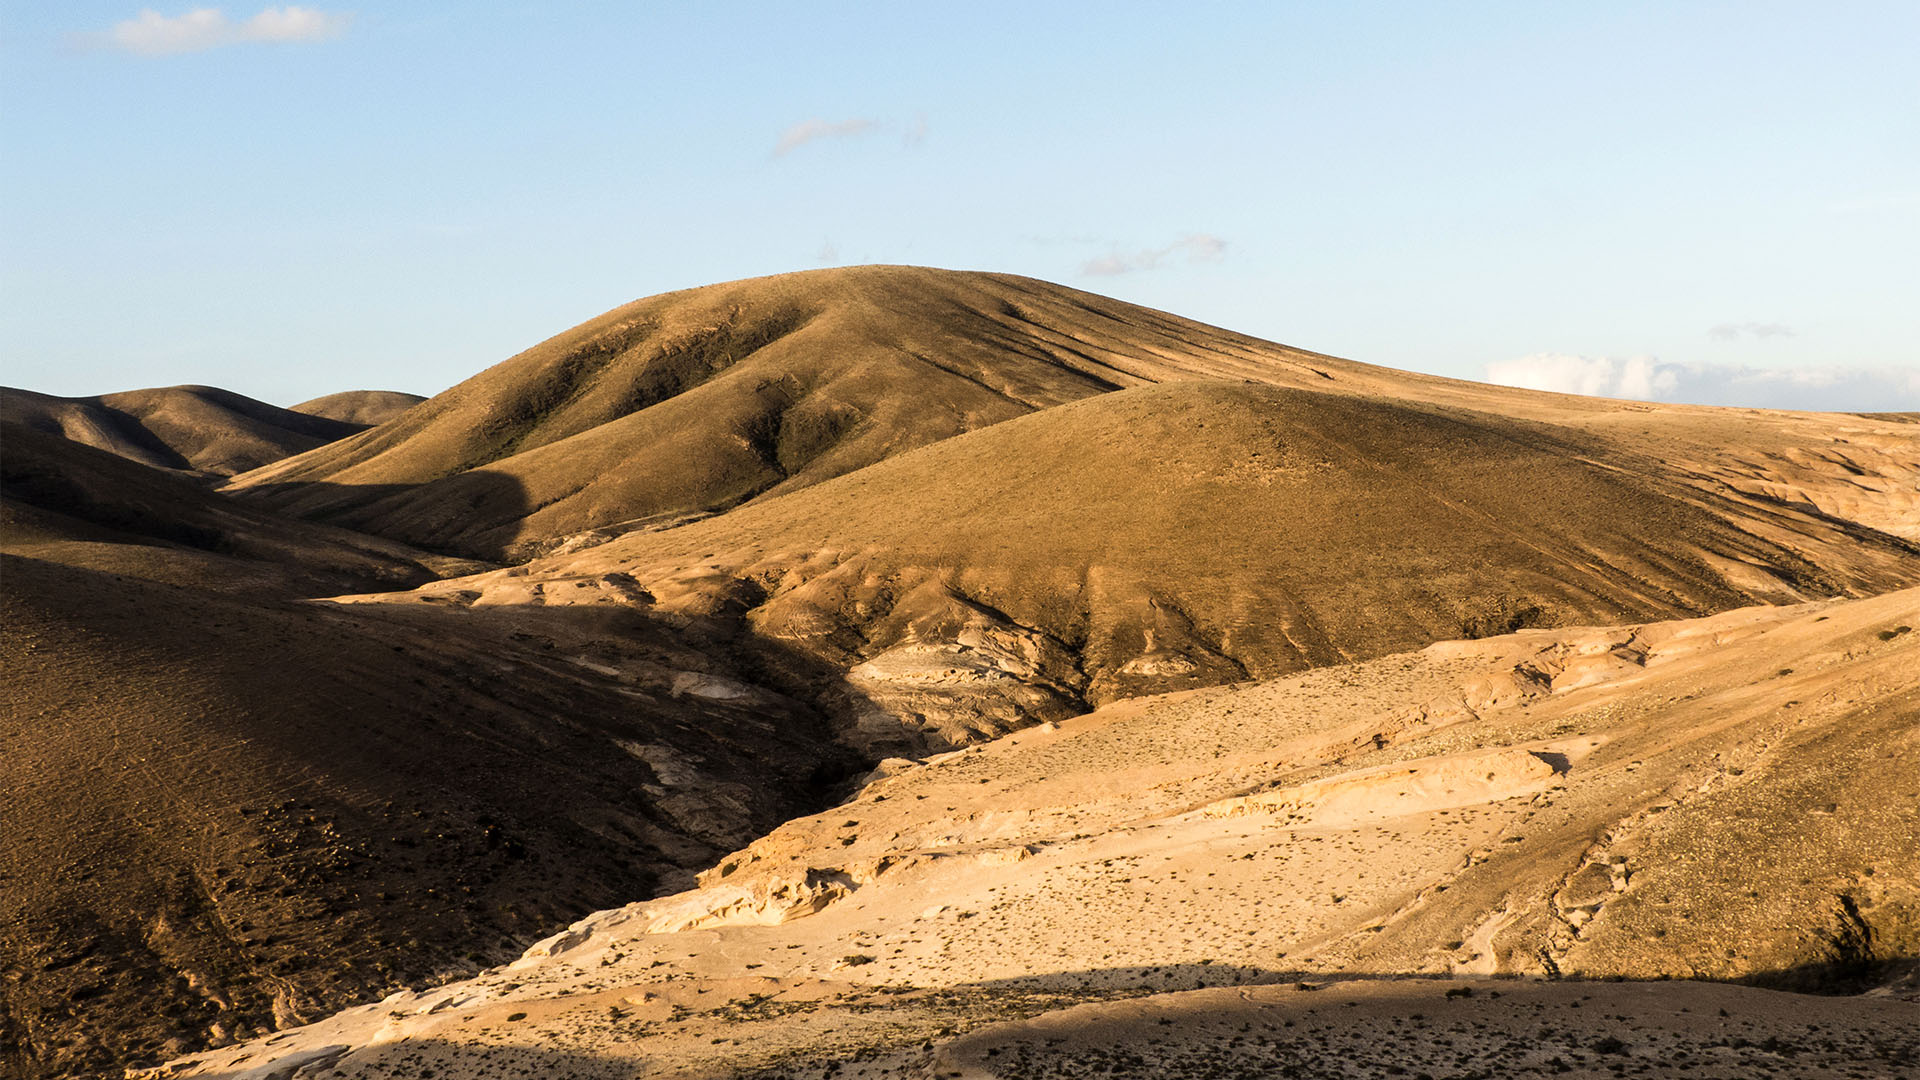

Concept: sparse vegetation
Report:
left=1814, top=893, right=1879, bottom=985
left=1458, top=595, right=1550, bottom=639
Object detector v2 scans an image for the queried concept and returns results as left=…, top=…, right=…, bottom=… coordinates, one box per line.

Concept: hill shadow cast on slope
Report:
left=1, top=385, right=367, bottom=477
left=0, top=512, right=951, bottom=1080
left=147, top=962, right=1920, bottom=1080
left=1, top=424, right=509, bottom=597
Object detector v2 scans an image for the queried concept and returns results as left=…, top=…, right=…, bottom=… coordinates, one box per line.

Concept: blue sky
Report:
left=3, top=2, right=1916, bottom=409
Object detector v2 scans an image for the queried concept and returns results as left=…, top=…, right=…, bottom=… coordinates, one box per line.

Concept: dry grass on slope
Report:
left=223, top=266, right=1920, bottom=564
left=223, top=266, right=1351, bottom=560
left=432, top=382, right=1920, bottom=754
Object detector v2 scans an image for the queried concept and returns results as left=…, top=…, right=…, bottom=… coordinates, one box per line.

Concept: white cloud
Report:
left=1484, top=353, right=1920, bottom=412
left=773, top=117, right=879, bottom=157
left=1081, top=234, right=1228, bottom=276
left=1483, top=354, right=1676, bottom=399
left=1708, top=321, right=1796, bottom=341
left=90, top=7, right=350, bottom=55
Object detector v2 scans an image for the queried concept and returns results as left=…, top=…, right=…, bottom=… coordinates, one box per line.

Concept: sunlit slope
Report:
left=425, top=382, right=1920, bottom=751
left=228, top=267, right=1920, bottom=563
left=1, top=385, right=363, bottom=476
left=224, top=266, right=1353, bottom=559
left=290, top=390, right=426, bottom=426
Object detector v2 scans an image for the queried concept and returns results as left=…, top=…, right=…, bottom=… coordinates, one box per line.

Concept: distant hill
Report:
left=290, top=390, right=426, bottom=427
left=226, top=266, right=1350, bottom=559
left=1, top=385, right=362, bottom=476
left=418, top=381, right=1920, bottom=754
left=228, top=267, right=1920, bottom=560
left=1, top=422, right=471, bottom=595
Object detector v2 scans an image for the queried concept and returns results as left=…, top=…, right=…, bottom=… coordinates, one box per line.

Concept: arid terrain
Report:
left=3, top=267, right=1916, bottom=1080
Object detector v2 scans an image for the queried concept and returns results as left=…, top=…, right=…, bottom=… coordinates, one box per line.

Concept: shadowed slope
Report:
left=290, top=390, right=426, bottom=427
left=0, top=555, right=857, bottom=1080
left=226, top=266, right=1347, bottom=559
left=1, top=386, right=363, bottom=476
left=406, top=382, right=1920, bottom=753
left=0, top=422, right=476, bottom=595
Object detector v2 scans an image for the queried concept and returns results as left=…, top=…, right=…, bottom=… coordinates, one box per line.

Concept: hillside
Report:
left=8, top=267, right=1920, bottom=1079
left=226, top=267, right=1920, bottom=561
left=387, top=381, right=1920, bottom=755
left=0, top=554, right=859, bottom=1079
left=0, top=422, right=474, bottom=595
left=225, top=267, right=1352, bottom=559
left=290, top=390, right=426, bottom=427
left=1, top=385, right=364, bottom=476
left=151, top=588, right=1920, bottom=1078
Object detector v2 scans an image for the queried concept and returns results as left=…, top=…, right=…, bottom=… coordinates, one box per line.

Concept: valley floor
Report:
left=147, top=589, right=1920, bottom=1079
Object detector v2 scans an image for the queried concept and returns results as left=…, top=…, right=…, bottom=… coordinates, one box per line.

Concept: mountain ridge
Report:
left=1, top=385, right=365, bottom=476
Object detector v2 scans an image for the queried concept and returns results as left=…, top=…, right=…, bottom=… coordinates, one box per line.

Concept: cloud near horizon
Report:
left=88, top=7, right=351, bottom=55
left=1708, top=321, right=1796, bottom=341
left=1484, top=353, right=1920, bottom=412
left=1081, top=234, right=1228, bottom=277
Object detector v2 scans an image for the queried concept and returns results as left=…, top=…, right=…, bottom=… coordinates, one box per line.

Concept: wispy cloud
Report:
left=86, top=7, right=351, bottom=55
left=1081, top=234, right=1228, bottom=277
left=902, top=113, right=928, bottom=149
left=773, top=117, right=879, bottom=157
left=1483, top=353, right=1920, bottom=411
left=772, top=115, right=930, bottom=157
left=1708, top=321, right=1796, bottom=341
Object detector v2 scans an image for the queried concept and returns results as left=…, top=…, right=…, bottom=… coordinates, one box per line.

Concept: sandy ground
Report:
left=903, top=979, right=1920, bottom=1080
left=149, top=588, right=1920, bottom=1079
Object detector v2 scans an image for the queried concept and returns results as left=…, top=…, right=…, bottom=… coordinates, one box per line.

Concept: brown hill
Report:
left=225, top=266, right=1348, bottom=559
left=290, top=390, right=426, bottom=427
left=0, top=385, right=362, bottom=476
left=227, top=267, right=1920, bottom=561
left=13, top=267, right=1920, bottom=1079
left=0, top=553, right=858, bottom=1079
left=397, top=381, right=1920, bottom=754
left=1, top=422, right=473, bottom=595
left=148, top=588, right=1920, bottom=1078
